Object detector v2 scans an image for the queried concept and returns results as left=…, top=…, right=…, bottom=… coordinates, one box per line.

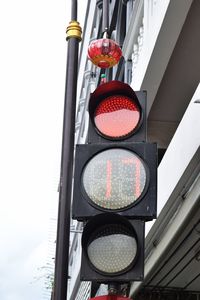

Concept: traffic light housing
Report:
left=80, top=213, right=144, bottom=282
left=72, top=142, right=157, bottom=221
left=87, top=80, right=146, bottom=143
left=72, top=80, right=157, bottom=283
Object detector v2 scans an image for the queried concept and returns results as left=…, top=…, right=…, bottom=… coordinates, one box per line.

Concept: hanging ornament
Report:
left=88, top=38, right=122, bottom=68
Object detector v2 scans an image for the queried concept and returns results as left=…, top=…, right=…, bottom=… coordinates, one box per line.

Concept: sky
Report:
left=0, top=0, right=86, bottom=299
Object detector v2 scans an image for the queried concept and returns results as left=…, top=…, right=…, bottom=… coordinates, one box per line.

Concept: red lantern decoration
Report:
left=88, top=38, right=122, bottom=68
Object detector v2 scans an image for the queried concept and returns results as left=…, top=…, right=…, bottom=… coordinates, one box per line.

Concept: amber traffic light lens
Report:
left=94, top=95, right=141, bottom=139
left=87, top=223, right=137, bottom=275
left=82, top=148, right=147, bottom=210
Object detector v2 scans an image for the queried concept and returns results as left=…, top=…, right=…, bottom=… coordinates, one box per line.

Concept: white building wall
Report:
left=75, top=282, right=91, bottom=300
left=146, top=82, right=200, bottom=235
left=123, top=0, right=193, bottom=112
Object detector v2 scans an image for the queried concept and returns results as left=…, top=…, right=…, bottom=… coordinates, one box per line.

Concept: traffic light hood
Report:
left=89, top=80, right=141, bottom=116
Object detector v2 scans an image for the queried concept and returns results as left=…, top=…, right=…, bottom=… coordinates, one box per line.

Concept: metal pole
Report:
left=102, top=0, right=109, bottom=35
left=71, top=0, right=77, bottom=20
left=53, top=1, right=82, bottom=299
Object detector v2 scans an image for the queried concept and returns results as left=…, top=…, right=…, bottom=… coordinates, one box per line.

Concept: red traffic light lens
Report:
left=82, top=148, right=147, bottom=211
left=94, top=95, right=141, bottom=139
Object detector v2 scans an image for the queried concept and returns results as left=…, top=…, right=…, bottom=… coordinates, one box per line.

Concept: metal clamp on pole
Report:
left=66, top=21, right=82, bottom=41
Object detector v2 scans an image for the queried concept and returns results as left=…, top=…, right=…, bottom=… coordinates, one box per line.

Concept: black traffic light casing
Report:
left=80, top=213, right=145, bottom=282
left=72, top=142, right=157, bottom=221
left=72, top=80, right=157, bottom=283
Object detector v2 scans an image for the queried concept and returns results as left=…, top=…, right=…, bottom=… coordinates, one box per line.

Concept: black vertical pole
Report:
left=102, top=0, right=109, bottom=35
left=71, top=0, right=77, bottom=19
left=53, top=1, right=81, bottom=299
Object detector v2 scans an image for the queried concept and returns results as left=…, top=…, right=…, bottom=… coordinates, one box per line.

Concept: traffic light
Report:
left=72, top=80, right=157, bottom=283
left=80, top=213, right=144, bottom=282
left=87, top=80, right=146, bottom=143
left=72, top=81, right=157, bottom=221
left=72, top=142, right=157, bottom=220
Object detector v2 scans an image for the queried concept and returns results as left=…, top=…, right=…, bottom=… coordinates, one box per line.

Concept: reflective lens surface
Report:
left=94, top=95, right=140, bottom=138
left=87, top=224, right=137, bottom=274
left=82, top=148, right=147, bottom=210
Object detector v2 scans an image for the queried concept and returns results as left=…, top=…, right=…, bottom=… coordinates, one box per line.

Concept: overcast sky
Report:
left=0, top=0, right=86, bottom=299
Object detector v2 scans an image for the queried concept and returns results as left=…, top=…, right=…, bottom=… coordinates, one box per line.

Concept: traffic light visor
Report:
left=89, top=81, right=142, bottom=140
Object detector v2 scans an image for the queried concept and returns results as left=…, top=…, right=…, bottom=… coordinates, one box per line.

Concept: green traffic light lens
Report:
left=82, top=148, right=147, bottom=211
left=87, top=223, right=137, bottom=275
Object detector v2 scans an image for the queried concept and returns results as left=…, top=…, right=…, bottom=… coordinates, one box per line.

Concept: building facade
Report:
left=68, top=0, right=200, bottom=299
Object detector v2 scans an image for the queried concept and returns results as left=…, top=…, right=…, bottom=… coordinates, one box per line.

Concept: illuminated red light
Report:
left=94, top=95, right=141, bottom=139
